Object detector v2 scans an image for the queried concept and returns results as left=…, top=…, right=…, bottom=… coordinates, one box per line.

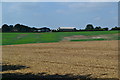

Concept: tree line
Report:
left=1, top=24, right=38, bottom=32
left=1, top=23, right=120, bottom=32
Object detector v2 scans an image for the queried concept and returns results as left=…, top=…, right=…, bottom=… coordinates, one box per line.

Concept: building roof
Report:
left=59, top=27, right=76, bottom=29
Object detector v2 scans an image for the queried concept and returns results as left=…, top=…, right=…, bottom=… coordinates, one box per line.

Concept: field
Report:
left=2, top=31, right=120, bottom=45
left=1, top=31, right=119, bottom=79
left=1, top=40, right=119, bottom=79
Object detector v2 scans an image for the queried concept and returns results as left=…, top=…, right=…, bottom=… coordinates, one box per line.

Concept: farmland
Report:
left=2, top=40, right=119, bottom=79
left=1, top=31, right=119, bottom=79
left=2, top=31, right=120, bottom=45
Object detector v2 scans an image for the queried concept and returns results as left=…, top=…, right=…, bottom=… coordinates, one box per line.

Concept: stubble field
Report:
left=1, top=40, right=119, bottom=79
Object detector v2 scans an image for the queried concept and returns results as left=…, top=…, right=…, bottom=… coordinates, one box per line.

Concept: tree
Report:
left=13, top=24, right=21, bottom=32
left=19, top=25, right=29, bottom=32
left=2, top=24, right=11, bottom=32
left=103, top=27, right=109, bottom=31
left=85, top=24, right=94, bottom=31
left=9, top=25, right=14, bottom=32
left=95, top=26, right=101, bottom=30
left=111, top=26, right=120, bottom=30
left=31, top=27, right=38, bottom=32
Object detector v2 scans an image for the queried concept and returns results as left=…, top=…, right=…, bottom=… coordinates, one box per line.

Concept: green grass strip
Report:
left=70, top=38, right=107, bottom=41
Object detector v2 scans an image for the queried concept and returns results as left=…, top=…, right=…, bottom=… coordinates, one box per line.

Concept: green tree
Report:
left=111, top=26, right=120, bottom=30
left=95, top=26, right=101, bottom=30
left=2, top=24, right=10, bottom=32
left=9, top=25, right=14, bottom=32
left=103, top=27, right=109, bottom=31
left=13, top=24, right=21, bottom=32
left=85, top=24, right=94, bottom=30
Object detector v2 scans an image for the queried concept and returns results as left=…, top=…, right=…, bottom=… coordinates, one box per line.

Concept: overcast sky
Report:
left=2, top=2, right=118, bottom=29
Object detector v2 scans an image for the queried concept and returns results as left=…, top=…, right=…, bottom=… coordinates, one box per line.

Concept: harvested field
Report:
left=1, top=40, right=119, bottom=79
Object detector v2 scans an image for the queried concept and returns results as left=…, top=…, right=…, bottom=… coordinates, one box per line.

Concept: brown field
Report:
left=1, top=40, right=119, bottom=79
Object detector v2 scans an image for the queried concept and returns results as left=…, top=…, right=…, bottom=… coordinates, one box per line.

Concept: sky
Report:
left=1, top=2, right=118, bottom=29
left=1, top=0, right=119, bottom=2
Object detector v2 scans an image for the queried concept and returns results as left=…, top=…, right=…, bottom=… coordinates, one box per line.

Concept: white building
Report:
left=58, top=27, right=76, bottom=32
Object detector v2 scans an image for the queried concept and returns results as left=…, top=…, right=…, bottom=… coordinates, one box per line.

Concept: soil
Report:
left=2, top=40, right=119, bottom=79
left=62, top=34, right=118, bottom=41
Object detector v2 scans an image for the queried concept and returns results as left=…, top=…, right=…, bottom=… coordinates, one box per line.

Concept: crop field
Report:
left=1, top=40, right=119, bottom=79
left=1, top=31, right=120, bottom=45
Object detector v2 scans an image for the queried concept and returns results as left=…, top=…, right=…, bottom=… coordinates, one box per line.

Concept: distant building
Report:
left=39, top=27, right=51, bottom=32
left=58, top=27, right=76, bottom=32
